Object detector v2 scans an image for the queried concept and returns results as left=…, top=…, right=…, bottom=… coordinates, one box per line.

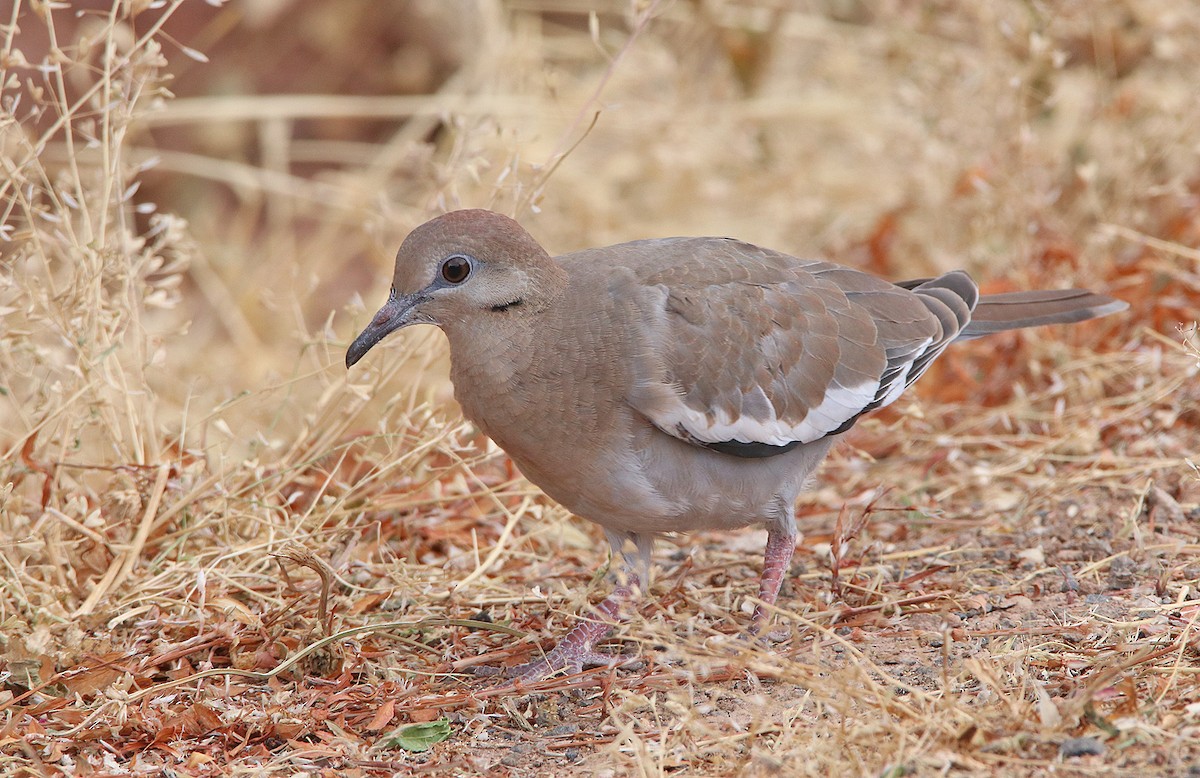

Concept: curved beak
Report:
left=346, top=293, right=421, bottom=368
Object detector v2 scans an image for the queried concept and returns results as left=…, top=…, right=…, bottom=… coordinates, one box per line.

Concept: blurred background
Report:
left=5, top=0, right=1194, bottom=454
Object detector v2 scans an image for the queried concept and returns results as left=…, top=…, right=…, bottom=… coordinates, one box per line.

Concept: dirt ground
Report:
left=315, top=445, right=1199, bottom=776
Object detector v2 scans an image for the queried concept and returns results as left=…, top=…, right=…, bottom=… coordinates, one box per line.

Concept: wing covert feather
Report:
left=575, top=238, right=974, bottom=450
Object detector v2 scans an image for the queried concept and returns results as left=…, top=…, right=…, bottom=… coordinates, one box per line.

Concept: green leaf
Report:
left=385, top=718, right=452, bottom=752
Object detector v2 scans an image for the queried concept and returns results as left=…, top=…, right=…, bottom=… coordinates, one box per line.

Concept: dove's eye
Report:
left=440, top=255, right=472, bottom=284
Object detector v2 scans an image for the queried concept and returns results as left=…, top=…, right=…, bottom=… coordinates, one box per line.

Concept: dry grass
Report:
left=2, top=1, right=1199, bottom=775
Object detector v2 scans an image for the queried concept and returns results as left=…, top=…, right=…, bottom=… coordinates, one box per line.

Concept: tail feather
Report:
left=895, top=275, right=1128, bottom=340
left=959, top=289, right=1128, bottom=339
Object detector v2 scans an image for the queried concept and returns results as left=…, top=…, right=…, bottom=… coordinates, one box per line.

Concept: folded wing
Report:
left=623, top=239, right=977, bottom=457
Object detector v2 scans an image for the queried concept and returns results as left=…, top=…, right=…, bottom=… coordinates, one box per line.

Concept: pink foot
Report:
left=749, top=525, right=796, bottom=635
left=477, top=583, right=639, bottom=682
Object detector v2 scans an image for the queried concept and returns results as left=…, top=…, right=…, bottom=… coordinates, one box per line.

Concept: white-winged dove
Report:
left=347, top=209, right=1127, bottom=680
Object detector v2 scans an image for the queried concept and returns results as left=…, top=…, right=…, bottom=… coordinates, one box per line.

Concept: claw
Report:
left=473, top=583, right=639, bottom=683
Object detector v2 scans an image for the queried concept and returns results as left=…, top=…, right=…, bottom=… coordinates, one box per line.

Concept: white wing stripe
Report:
left=659, top=378, right=880, bottom=446
left=876, top=335, right=934, bottom=408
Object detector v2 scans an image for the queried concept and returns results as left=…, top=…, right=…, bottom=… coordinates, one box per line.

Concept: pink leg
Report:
left=750, top=525, right=796, bottom=633
left=486, top=577, right=640, bottom=682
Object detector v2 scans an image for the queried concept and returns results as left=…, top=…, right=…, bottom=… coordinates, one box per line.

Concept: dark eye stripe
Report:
left=440, top=255, right=471, bottom=284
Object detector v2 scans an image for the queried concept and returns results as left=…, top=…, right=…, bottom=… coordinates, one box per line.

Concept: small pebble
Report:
left=1059, top=736, right=1105, bottom=758
left=1107, top=557, right=1137, bottom=590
